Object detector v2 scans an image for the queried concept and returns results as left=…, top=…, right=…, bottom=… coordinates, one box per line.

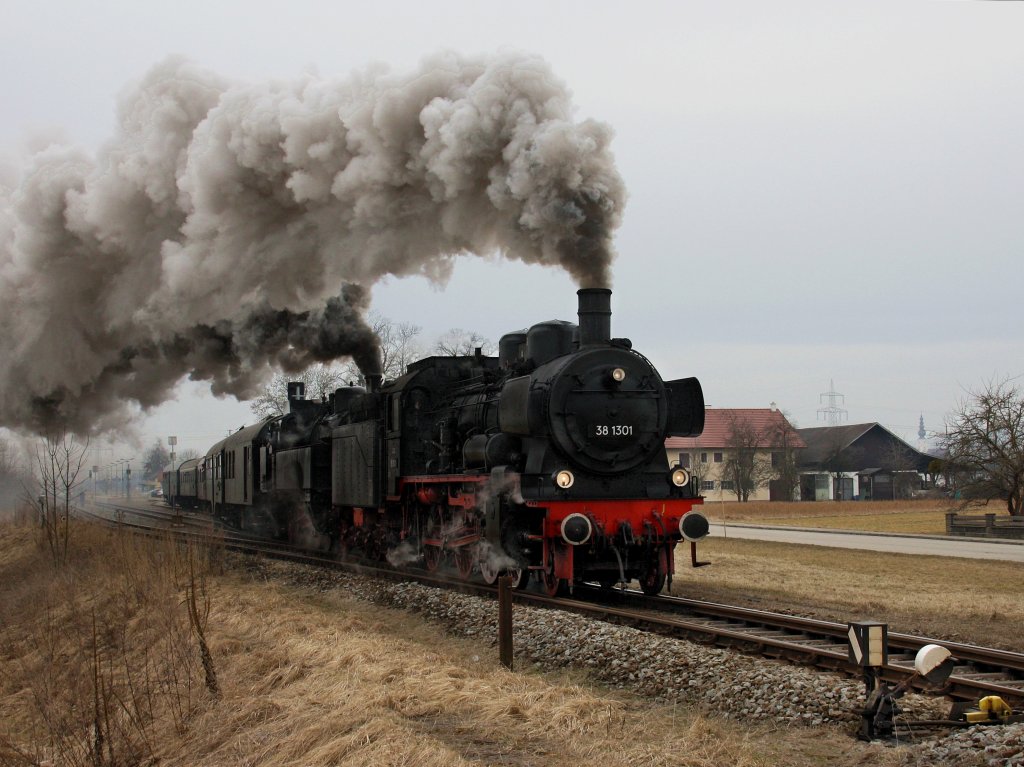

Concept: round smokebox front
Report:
left=546, top=348, right=666, bottom=474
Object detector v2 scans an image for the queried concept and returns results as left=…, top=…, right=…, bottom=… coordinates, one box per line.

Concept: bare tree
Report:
left=675, top=447, right=710, bottom=491
left=30, top=428, right=90, bottom=566
left=886, top=441, right=920, bottom=500
left=0, top=436, right=25, bottom=514
left=816, top=433, right=863, bottom=502
left=249, top=364, right=350, bottom=419
left=762, top=415, right=801, bottom=501
left=722, top=414, right=774, bottom=502
left=671, top=442, right=704, bottom=491
left=434, top=328, right=494, bottom=357
left=143, top=438, right=171, bottom=480
left=248, top=313, right=424, bottom=419
left=943, top=377, right=1024, bottom=515
left=373, top=312, right=423, bottom=378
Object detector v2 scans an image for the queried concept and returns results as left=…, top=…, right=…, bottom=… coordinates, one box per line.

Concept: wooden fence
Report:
left=946, top=512, right=1024, bottom=540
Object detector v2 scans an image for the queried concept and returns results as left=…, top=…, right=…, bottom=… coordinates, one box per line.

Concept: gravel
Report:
left=239, top=556, right=1024, bottom=766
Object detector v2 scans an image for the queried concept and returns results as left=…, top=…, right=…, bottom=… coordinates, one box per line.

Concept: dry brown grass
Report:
left=0, top=520, right=218, bottom=765
left=705, top=499, right=965, bottom=535
left=675, top=536, right=1024, bottom=651
left=0, top=517, right=911, bottom=767
left=162, top=581, right=783, bottom=767
left=708, top=498, right=952, bottom=521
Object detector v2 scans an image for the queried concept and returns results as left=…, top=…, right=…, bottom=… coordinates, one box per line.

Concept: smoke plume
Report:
left=0, top=52, right=625, bottom=434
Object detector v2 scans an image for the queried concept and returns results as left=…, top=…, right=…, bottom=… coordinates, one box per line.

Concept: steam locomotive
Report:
left=164, top=289, right=709, bottom=595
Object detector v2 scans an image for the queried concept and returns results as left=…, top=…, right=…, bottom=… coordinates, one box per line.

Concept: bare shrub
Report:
left=0, top=519, right=219, bottom=765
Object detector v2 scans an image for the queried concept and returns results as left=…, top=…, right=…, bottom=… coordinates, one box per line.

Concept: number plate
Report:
left=592, top=424, right=634, bottom=437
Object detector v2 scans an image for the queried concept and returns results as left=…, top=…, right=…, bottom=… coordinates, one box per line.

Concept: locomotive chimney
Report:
left=365, top=373, right=383, bottom=393
left=577, top=288, right=612, bottom=346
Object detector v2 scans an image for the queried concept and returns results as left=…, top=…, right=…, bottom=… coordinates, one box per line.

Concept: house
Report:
left=796, top=423, right=937, bottom=501
left=665, top=407, right=805, bottom=502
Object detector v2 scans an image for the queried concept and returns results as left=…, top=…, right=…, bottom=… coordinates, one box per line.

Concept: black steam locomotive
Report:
left=164, top=289, right=709, bottom=594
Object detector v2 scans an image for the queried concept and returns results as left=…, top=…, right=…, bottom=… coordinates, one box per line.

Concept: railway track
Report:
left=82, top=497, right=1024, bottom=706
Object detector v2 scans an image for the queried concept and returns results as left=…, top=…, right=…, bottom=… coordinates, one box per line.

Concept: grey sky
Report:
left=2, top=1, right=1021, bottom=461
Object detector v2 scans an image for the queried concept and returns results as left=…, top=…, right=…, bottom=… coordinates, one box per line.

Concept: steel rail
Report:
left=82, top=499, right=1024, bottom=704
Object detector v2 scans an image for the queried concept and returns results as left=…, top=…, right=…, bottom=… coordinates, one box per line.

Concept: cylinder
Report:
left=577, top=288, right=611, bottom=346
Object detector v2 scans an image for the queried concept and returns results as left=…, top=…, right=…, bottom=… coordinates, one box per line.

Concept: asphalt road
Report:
left=709, top=523, right=1024, bottom=563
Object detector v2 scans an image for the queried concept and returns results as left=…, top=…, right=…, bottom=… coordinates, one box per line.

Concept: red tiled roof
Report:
left=665, top=408, right=805, bottom=450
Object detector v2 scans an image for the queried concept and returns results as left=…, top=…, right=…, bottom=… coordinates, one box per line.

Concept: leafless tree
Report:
left=762, top=415, right=802, bottom=501
left=943, top=377, right=1024, bottom=515
left=143, top=438, right=171, bottom=480
left=30, top=427, right=90, bottom=566
left=0, top=436, right=25, bottom=514
left=886, top=442, right=920, bottom=500
left=434, top=328, right=494, bottom=356
left=675, top=447, right=710, bottom=490
left=816, top=433, right=863, bottom=502
left=249, top=364, right=349, bottom=419
left=688, top=450, right=707, bottom=489
left=373, top=312, right=423, bottom=378
left=248, top=313, right=424, bottom=419
left=722, top=414, right=774, bottom=502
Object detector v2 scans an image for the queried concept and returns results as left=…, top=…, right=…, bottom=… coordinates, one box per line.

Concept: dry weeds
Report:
left=0, top=520, right=218, bottom=765
left=163, top=574, right=785, bottom=766
left=0, top=517, right=908, bottom=767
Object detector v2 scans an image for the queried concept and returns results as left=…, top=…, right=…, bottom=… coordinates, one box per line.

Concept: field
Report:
left=674, top=536, right=1024, bottom=652
left=704, top=499, right=961, bottom=535
left=679, top=499, right=1024, bottom=649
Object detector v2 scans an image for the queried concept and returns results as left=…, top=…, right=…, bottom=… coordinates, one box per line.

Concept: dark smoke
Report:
left=0, top=52, right=626, bottom=435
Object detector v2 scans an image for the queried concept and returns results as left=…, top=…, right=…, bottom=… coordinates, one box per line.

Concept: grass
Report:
left=674, top=536, right=1024, bottom=651
left=0, top=517, right=219, bottom=766
left=1, top=515, right=918, bottom=767
left=704, top=499, right=968, bottom=535
left=165, top=578, right=777, bottom=766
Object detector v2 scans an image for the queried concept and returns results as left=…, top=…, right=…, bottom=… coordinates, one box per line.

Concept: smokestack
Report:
left=365, top=374, right=383, bottom=393
left=577, top=288, right=611, bottom=346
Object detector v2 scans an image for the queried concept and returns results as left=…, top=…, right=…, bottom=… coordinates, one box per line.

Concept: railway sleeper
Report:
left=954, top=671, right=1015, bottom=681
left=786, top=638, right=837, bottom=648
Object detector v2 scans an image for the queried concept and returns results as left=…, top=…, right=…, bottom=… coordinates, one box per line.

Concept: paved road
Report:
left=709, top=523, right=1024, bottom=563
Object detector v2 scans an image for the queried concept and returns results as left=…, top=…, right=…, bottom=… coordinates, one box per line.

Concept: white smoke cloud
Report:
left=0, top=52, right=626, bottom=435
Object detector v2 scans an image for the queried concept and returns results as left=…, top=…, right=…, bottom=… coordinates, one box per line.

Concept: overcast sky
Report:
left=2, top=0, right=1021, bottom=462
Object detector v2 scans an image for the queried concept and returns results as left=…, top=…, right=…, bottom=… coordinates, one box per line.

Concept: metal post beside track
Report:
left=498, top=575, right=514, bottom=670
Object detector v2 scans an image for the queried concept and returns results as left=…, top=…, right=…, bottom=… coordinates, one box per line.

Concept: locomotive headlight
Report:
left=679, top=511, right=710, bottom=542
left=670, top=467, right=690, bottom=487
left=554, top=469, right=575, bottom=489
left=611, top=367, right=626, bottom=382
